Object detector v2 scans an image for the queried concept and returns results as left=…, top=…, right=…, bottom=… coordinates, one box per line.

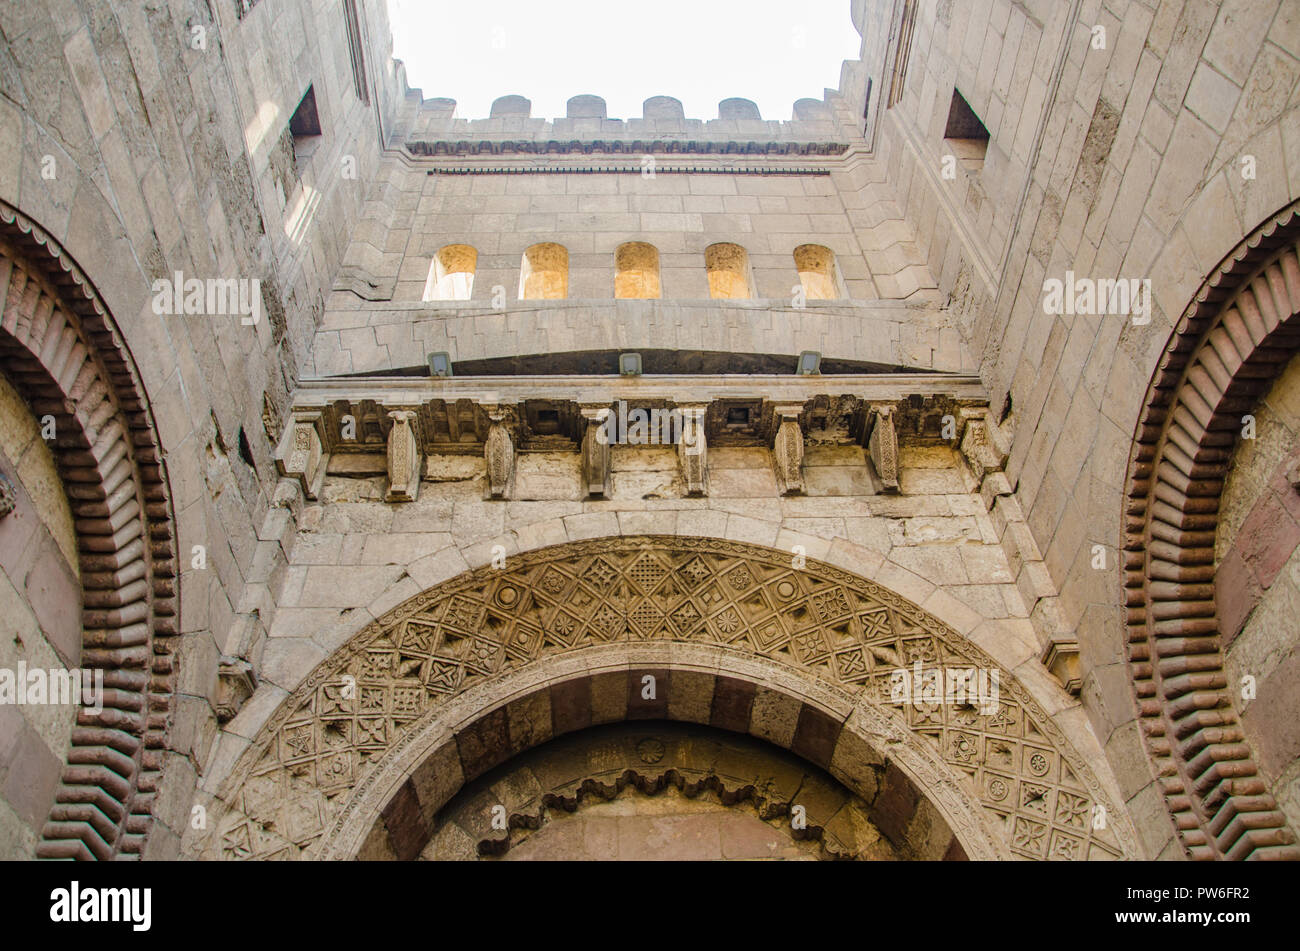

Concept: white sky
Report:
left=386, top=0, right=863, bottom=122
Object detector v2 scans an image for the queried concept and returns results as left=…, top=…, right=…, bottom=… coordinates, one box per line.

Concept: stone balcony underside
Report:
left=311, top=301, right=973, bottom=377
left=275, top=373, right=990, bottom=504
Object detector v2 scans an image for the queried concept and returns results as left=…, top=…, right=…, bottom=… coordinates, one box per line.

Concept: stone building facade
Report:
left=0, top=0, right=1296, bottom=860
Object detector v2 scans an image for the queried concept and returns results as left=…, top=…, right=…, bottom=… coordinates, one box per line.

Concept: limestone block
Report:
left=215, top=656, right=258, bottom=723
left=484, top=410, right=515, bottom=500
left=771, top=405, right=805, bottom=496
left=274, top=413, right=328, bottom=500
left=385, top=410, right=422, bottom=502
left=581, top=405, right=611, bottom=499
left=867, top=404, right=900, bottom=493
left=677, top=404, right=708, bottom=496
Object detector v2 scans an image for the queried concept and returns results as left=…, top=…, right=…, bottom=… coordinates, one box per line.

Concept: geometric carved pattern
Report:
left=1124, top=203, right=1300, bottom=860
left=213, top=537, right=1126, bottom=861
left=0, top=202, right=180, bottom=860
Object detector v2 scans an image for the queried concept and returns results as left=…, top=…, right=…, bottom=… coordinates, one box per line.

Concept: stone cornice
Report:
left=406, top=139, right=849, bottom=159
left=425, top=162, right=835, bottom=176
left=293, top=373, right=986, bottom=420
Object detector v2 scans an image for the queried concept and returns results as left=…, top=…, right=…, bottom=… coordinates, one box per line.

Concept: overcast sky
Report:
left=386, top=0, right=862, bottom=121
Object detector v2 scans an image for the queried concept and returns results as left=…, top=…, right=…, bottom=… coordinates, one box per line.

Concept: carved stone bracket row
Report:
left=277, top=391, right=996, bottom=503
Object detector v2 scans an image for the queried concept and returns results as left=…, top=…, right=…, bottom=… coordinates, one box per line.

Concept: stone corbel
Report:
left=677, top=404, right=708, bottom=496
left=867, top=403, right=900, bottom=493
left=385, top=409, right=422, bottom=502
left=580, top=404, right=612, bottom=498
left=1041, top=639, right=1082, bottom=696
left=274, top=412, right=328, bottom=500
left=216, top=656, right=258, bottom=723
left=771, top=404, right=805, bottom=496
left=958, top=409, right=1009, bottom=483
left=484, top=405, right=516, bottom=500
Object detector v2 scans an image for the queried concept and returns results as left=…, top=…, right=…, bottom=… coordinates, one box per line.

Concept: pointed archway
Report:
left=199, top=536, right=1136, bottom=860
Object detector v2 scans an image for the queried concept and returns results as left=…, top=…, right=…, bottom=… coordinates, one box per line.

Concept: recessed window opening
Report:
left=705, top=243, right=753, bottom=300
left=793, top=245, right=842, bottom=301
left=519, top=243, right=569, bottom=300
left=344, top=0, right=369, bottom=104
left=287, top=85, right=323, bottom=175
left=615, top=242, right=661, bottom=299
left=424, top=245, right=477, bottom=301
left=944, top=88, right=989, bottom=168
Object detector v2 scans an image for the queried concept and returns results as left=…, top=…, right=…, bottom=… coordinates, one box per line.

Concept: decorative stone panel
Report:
left=205, top=537, right=1132, bottom=862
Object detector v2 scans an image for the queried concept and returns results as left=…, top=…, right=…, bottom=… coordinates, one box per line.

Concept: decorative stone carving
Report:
left=275, top=413, right=327, bottom=500
left=216, top=657, right=259, bottom=723
left=261, top=392, right=281, bottom=444
left=484, top=409, right=515, bottom=500
left=771, top=405, right=804, bottom=495
left=426, top=724, right=898, bottom=861
left=868, top=404, right=900, bottom=493
left=210, top=537, right=1129, bottom=862
left=580, top=405, right=611, bottom=498
left=1124, top=209, right=1300, bottom=860
left=0, top=473, right=15, bottom=519
left=385, top=410, right=422, bottom=502
left=1041, top=639, right=1081, bottom=696
left=959, top=410, right=1009, bottom=483
left=677, top=404, right=708, bottom=496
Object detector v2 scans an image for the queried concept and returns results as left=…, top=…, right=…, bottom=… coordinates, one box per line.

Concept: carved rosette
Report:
left=385, top=410, right=422, bottom=502
left=771, top=406, right=804, bottom=495
left=867, top=404, right=900, bottom=493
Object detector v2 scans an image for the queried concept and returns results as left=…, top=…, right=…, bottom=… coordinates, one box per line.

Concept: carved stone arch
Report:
left=1124, top=200, right=1300, bottom=860
left=420, top=721, right=919, bottom=861
left=0, top=201, right=179, bottom=859
left=205, top=536, right=1135, bottom=861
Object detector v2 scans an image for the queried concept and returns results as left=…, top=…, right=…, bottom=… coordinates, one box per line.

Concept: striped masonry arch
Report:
left=1124, top=200, right=1300, bottom=860
left=0, top=201, right=179, bottom=859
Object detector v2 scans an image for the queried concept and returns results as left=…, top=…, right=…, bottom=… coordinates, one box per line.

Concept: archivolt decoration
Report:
left=1124, top=202, right=1300, bottom=859
left=0, top=201, right=179, bottom=859
left=210, top=536, right=1131, bottom=861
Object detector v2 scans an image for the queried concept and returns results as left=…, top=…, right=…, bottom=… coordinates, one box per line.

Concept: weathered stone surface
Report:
left=9, top=0, right=1297, bottom=864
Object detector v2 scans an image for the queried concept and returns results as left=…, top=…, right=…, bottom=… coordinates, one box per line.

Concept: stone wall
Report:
left=1217, top=350, right=1300, bottom=832
left=188, top=429, right=1136, bottom=861
left=0, top=0, right=392, bottom=857
left=876, top=0, right=1300, bottom=858
left=0, top=372, right=79, bottom=856
left=2, top=0, right=1296, bottom=860
left=321, top=154, right=951, bottom=378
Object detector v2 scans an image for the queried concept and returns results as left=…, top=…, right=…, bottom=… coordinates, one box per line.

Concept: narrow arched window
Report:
left=794, top=244, right=842, bottom=300
left=423, top=244, right=476, bottom=301
left=519, top=243, right=568, bottom=300
left=705, top=243, right=753, bottom=299
left=615, top=242, right=661, bottom=299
